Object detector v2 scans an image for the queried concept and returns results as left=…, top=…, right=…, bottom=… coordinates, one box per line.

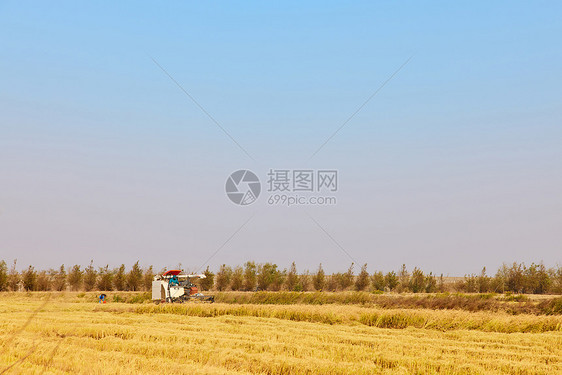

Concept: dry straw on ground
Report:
left=0, top=292, right=561, bottom=374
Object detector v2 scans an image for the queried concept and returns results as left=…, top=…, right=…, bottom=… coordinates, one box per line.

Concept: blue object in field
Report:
left=169, top=275, right=179, bottom=286
left=99, top=294, right=106, bottom=303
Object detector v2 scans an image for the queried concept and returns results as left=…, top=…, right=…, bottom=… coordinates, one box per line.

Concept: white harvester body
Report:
left=151, top=270, right=214, bottom=303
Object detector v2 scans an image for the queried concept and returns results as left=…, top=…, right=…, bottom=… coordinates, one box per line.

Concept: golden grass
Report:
left=213, top=291, right=562, bottom=315
left=0, top=293, right=561, bottom=374
left=133, top=303, right=562, bottom=333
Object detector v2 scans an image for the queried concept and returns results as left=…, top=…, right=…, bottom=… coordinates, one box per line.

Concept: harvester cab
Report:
left=152, top=270, right=214, bottom=303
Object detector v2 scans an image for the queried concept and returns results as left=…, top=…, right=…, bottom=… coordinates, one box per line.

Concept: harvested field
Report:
left=0, top=293, right=561, bottom=374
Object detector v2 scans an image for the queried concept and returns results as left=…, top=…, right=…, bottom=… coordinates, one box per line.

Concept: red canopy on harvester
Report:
left=163, top=270, right=182, bottom=276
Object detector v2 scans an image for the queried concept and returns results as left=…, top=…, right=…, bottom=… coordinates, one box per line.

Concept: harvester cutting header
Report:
left=152, top=270, right=214, bottom=303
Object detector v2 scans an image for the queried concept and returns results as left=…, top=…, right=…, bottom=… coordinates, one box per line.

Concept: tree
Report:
left=143, top=266, right=154, bottom=291
left=438, top=274, right=445, bottom=293
left=200, top=266, right=215, bottom=291
left=22, top=266, right=37, bottom=291
left=243, top=261, right=257, bottom=291
left=338, top=263, right=354, bottom=290
left=126, top=261, right=143, bottom=291
left=550, top=265, right=562, bottom=294
left=270, top=267, right=286, bottom=291
left=230, top=266, right=244, bottom=291
left=325, top=274, right=338, bottom=291
left=398, top=264, right=409, bottom=292
left=477, top=267, right=490, bottom=293
left=97, top=265, right=113, bottom=291
left=312, top=264, right=325, bottom=291
left=52, top=265, right=66, bottom=291
left=525, top=263, right=550, bottom=294
left=285, top=262, right=298, bottom=291
left=384, top=271, right=399, bottom=291
left=506, top=262, right=525, bottom=293
left=425, top=272, right=437, bottom=293
left=0, top=260, right=8, bottom=291
left=215, top=264, right=233, bottom=291
left=36, top=270, right=50, bottom=291
left=331, top=273, right=343, bottom=291
left=512, top=263, right=527, bottom=293
left=68, top=265, right=83, bottom=291
left=355, top=263, right=370, bottom=291
left=409, top=267, right=425, bottom=293
left=371, top=271, right=385, bottom=291
left=113, top=264, right=126, bottom=291
left=7, top=260, right=20, bottom=291
left=297, top=270, right=311, bottom=291
left=492, top=264, right=508, bottom=293
left=83, top=261, right=97, bottom=291
left=257, top=263, right=279, bottom=291
left=462, top=274, right=478, bottom=293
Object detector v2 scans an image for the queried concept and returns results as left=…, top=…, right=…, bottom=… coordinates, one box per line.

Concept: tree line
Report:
left=0, top=260, right=153, bottom=292
left=202, top=262, right=562, bottom=294
left=1, top=259, right=561, bottom=294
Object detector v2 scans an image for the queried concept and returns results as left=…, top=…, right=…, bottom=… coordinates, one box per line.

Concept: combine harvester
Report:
left=152, top=270, right=214, bottom=303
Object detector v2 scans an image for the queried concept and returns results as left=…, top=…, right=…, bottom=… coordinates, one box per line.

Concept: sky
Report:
left=1, top=1, right=561, bottom=274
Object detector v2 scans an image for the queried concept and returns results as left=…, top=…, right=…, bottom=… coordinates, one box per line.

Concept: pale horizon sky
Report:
left=1, top=2, right=561, bottom=274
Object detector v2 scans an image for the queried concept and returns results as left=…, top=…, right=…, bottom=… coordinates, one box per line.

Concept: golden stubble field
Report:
left=0, top=293, right=561, bottom=374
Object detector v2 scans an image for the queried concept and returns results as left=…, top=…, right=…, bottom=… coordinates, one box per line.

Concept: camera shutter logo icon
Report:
left=225, top=170, right=261, bottom=205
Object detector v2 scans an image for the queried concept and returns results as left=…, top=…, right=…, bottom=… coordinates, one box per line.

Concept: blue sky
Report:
left=1, top=2, right=561, bottom=274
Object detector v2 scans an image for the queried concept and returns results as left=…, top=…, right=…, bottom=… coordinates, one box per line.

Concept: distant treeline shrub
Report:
left=0, top=259, right=154, bottom=292
left=206, top=261, right=562, bottom=295
left=455, top=263, right=561, bottom=294
left=1, top=259, right=561, bottom=295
